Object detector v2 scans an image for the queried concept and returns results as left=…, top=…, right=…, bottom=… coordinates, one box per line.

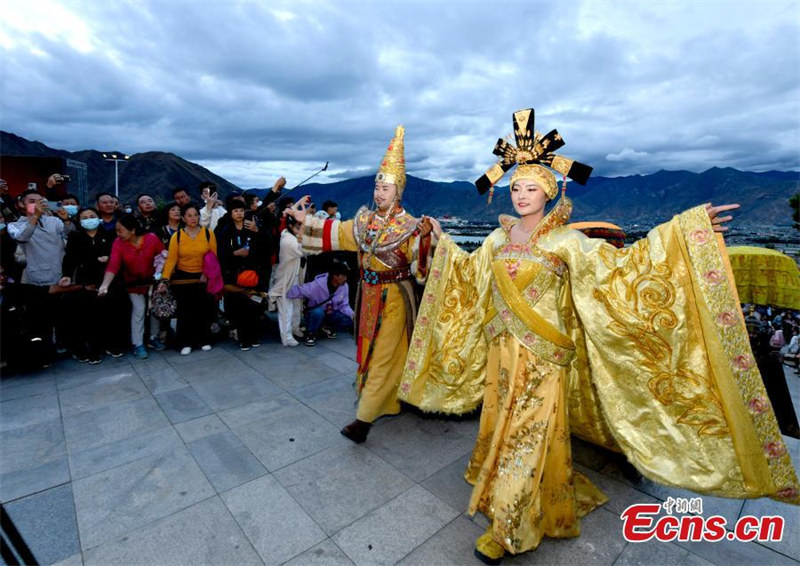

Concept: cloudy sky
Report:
left=1, top=1, right=798, bottom=188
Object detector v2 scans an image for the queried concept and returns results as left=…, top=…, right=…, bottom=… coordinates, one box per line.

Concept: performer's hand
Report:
left=705, top=203, right=740, bottom=233
left=418, top=217, right=432, bottom=237
left=425, top=216, right=443, bottom=239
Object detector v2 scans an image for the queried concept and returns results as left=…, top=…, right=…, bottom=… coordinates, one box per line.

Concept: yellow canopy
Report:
left=727, top=246, right=800, bottom=309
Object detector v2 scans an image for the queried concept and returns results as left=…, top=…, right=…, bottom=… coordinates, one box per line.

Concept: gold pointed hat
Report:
left=375, top=125, right=406, bottom=197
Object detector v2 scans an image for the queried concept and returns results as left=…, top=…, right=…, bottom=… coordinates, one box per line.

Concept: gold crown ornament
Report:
left=375, top=125, right=407, bottom=198
left=475, top=108, right=593, bottom=203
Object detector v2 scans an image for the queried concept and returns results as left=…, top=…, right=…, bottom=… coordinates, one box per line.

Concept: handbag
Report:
left=236, top=269, right=259, bottom=288
left=151, top=282, right=177, bottom=319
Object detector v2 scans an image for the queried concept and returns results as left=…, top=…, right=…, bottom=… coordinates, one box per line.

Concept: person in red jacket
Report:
left=98, top=213, right=165, bottom=359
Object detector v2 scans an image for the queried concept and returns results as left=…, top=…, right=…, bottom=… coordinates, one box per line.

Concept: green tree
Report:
left=791, top=192, right=800, bottom=232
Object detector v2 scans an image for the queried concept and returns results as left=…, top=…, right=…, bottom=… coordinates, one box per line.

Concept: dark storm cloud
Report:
left=1, top=0, right=797, bottom=188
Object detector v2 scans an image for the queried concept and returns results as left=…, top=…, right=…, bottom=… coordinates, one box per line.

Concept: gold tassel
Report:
left=488, top=186, right=495, bottom=205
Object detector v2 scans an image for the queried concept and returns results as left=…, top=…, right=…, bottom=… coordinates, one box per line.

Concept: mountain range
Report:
left=2, top=131, right=797, bottom=226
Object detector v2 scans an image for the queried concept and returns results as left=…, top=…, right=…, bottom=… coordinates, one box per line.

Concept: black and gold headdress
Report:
left=475, top=108, right=593, bottom=201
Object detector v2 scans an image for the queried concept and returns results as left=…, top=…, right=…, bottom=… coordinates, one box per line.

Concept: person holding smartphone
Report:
left=6, top=187, right=66, bottom=366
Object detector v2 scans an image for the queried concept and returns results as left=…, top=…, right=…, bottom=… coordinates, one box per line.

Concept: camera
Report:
left=56, top=174, right=71, bottom=183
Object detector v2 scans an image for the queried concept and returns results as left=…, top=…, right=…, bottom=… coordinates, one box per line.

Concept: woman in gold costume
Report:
left=399, top=109, right=799, bottom=563
left=286, top=126, right=434, bottom=443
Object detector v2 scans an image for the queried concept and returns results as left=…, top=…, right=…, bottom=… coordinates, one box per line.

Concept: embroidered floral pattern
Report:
left=680, top=205, right=799, bottom=504
left=716, top=311, right=739, bottom=328
left=733, top=354, right=753, bottom=371
left=764, top=441, right=787, bottom=459
left=704, top=270, right=724, bottom=285
left=747, top=397, right=770, bottom=414
left=690, top=229, right=711, bottom=245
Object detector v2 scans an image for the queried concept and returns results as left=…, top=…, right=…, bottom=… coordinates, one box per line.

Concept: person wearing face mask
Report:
left=398, top=109, right=796, bottom=564
left=60, top=207, right=114, bottom=363
left=284, top=126, right=436, bottom=443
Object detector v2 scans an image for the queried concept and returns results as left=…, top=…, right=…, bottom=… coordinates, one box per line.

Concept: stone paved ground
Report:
left=1, top=325, right=799, bottom=566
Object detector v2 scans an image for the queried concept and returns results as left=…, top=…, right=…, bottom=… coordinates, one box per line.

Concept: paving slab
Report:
left=274, top=443, right=415, bottom=535
left=259, top=355, right=347, bottom=391
left=4, top=483, right=80, bottom=565
left=154, top=386, right=213, bottom=423
left=0, top=417, right=69, bottom=503
left=174, top=413, right=229, bottom=443
left=62, top=396, right=170, bottom=453
left=291, top=375, right=360, bottom=428
left=397, top=515, right=484, bottom=566
left=738, top=495, right=800, bottom=561
left=188, top=430, right=268, bottom=493
left=366, top=413, right=478, bottom=481
left=333, top=485, right=460, bottom=565
left=58, top=372, right=149, bottom=417
left=132, top=358, right=188, bottom=395
left=68, top=425, right=183, bottom=480
left=283, top=539, right=356, bottom=566
left=614, top=540, right=712, bottom=565
left=188, top=369, right=283, bottom=413
left=0, top=375, right=56, bottom=402
left=510, top=506, right=626, bottom=565
left=233, top=397, right=348, bottom=471
left=0, top=390, right=61, bottom=431
left=221, top=474, right=327, bottom=565
left=72, top=447, right=215, bottom=550
left=54, top=363, right=135, bottom=391
left=419, top=453, right=474, bottom=514
left=83, top=497, right=262, bottom=566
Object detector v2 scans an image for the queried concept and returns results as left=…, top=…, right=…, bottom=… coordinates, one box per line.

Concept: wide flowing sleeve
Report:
left=398, top=232, right=499, bottom=414
left=542, top=205, right=799, bottom=503
left=299, top=215, right=357, bottom=254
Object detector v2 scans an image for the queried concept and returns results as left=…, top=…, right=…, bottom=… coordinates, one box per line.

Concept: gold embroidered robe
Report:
left=399, top=198, right=799, bottom=554
left=302, top=206, right=432, bottom=422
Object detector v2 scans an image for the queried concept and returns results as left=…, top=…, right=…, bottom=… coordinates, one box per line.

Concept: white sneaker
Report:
left=201, top=344, right=212, bottom=351
left=180, top=347, right=192, bottom=356
left=284, top=338, right=300, bottom=347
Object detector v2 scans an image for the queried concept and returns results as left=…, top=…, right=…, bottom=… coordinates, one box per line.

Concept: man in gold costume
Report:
left=286, top=126, right=434, bottom=443
left=399, top=109, right=799, bottom=564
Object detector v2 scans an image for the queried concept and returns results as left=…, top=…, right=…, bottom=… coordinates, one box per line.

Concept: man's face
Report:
left=97, top=195, right=116, bottom=215
left=174, top=191, right=191, bottom=206
left=138, top=196, right=156, bottom=214
left=61, top=197, right=78, bottom=207
left=326, top=206, right=338, bottom=217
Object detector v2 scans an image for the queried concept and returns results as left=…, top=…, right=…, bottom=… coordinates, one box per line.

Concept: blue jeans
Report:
left=306, top=306, right=353, bottom=336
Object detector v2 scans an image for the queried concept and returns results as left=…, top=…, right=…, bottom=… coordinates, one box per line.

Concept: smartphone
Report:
left=46, top=201, right=61, bottom=209
left=244, top=211, right=255, bottom=222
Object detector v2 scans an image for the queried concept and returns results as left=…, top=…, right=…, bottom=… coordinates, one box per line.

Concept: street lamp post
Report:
left=102, top=153, right=130, bottom=197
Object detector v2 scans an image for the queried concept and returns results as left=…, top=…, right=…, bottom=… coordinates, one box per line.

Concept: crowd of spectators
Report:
left=744, top=304, right=800, bottom=438
left=0, top=174, right=353, bottom=372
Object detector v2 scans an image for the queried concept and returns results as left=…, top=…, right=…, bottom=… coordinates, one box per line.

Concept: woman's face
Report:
left=115, top=222, right=135, bottom=241
left=79, top=209, right=98, bottom=222
left=182, top=207, right=200, bottom=227
left=510, top=179, right=548, bottom=218
left=168, top=205, right=181, bottom=222
left=373, top=182, right=397, bottom=211
left=231, top=208, right=245, bottom=223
